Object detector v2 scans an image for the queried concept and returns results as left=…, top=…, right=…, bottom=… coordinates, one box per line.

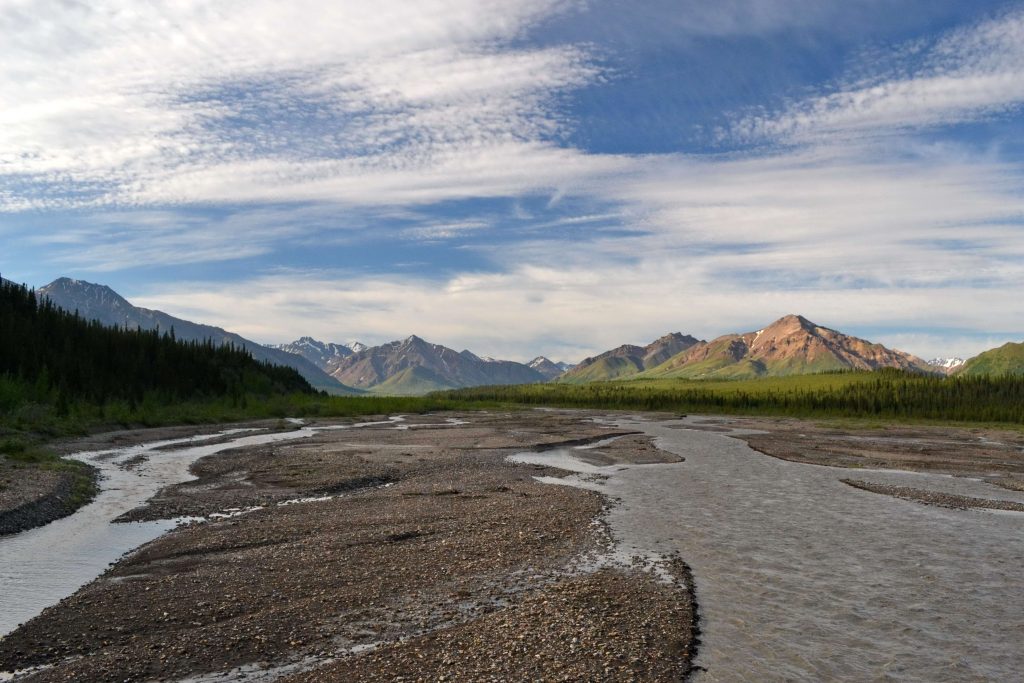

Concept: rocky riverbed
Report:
left=4, top=410, right=1023, bottom=681
left=0, top=411, right=696, bottom=682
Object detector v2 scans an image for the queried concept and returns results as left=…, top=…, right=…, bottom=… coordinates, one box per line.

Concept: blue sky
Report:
left=3, top=0, right=1024, bottom=361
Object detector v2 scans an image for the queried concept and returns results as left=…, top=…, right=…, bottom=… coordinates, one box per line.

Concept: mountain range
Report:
left=21, top=276, right=1024, bottom=394
left=269, top=337, right=364, bottom=369
left=37, top=279, right=358, bottom=395
left=303, top=335, right=549, bottom=395
left=269, top=335, right=579, bottom=394
left=32, top=278, right=568, bottom=396
left=558, top=333, right=702, bottom=384
left=565, top=315, right=934, bottom=382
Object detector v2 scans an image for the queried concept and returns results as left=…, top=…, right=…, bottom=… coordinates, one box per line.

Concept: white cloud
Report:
left=7, top=2, right=1024, bottom=362
left=732, top=10, right=1024, bottom=142
left=0, top=0, right=599, bottom=210
left=131, top=258, right=1024, bottom=364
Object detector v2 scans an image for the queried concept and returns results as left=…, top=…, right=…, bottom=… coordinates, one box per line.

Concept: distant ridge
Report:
left=928, top=357, right=966, bottom=374
left=641, top=315, right=933, bottom=380
left=38, top=278, right=359, bottom=395
left=270, top=337, right=358, bottom=370
left=954, top=342, right=1024, bottom=377
left=558, top=332, right=702, bottom=384
left=327, top=335, right=546, bottom=394
left=527, top=356, right=575, bottom=380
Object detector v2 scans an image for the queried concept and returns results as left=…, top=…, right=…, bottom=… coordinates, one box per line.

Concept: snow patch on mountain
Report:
left=928, top=357, right=966, bottom=369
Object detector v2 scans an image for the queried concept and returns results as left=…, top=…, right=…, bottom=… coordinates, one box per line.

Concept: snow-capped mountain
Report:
left=527, top=356, right=575, bottom=380
left=928, top=357, right=966, bottom=369
left=270, top=337, right=357, bottom=370
left=927, top=357, right=966, bottom=374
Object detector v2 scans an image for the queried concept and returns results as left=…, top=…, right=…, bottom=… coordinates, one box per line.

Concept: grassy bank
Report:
left=438, top=370, right=1024, bottom=425
left=1, top=389, right=490, bottom=441
left=0, top=437, right=98, bottom=534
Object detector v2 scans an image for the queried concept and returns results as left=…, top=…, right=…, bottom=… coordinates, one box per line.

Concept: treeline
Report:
left=438, top=370, right=1024, bottom=424
left=0, top=277, right=313, bottom=424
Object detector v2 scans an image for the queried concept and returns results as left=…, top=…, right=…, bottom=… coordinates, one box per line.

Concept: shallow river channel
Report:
left=0, top=425, right=333, bottom=637
left=512, top=416, right=1024, bottom=682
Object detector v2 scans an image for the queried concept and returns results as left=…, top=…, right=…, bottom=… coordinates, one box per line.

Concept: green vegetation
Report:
left=1, top=374, right=487, bottom=439
left=557, top=356, right=645, bottom=384
left=0, top=436, right=97, bottom=510
left=1, top=277, right=311, bottom=412
left=0, top=278, right=494, bottom=525
left=438, top=370, right=1024, bottom=424
left=639, top=342, right=856, bottom=380
left=956, top=342, right=1024, bottom=377
left=368, top=366, right=454, bottom=395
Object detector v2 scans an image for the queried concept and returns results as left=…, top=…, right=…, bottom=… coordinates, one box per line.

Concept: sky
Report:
left=3, top=0, right=1024, bottom=362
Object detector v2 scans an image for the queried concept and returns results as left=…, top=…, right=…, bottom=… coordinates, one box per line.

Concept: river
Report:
left=511, top=415, right=1024, bottom=682
left=0, top=425, right=335, bottom=637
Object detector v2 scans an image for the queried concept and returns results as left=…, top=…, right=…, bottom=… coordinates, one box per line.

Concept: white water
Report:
left=0, top=427, right=324, bottom=637
left=511, top=416, right=1024, bottom=682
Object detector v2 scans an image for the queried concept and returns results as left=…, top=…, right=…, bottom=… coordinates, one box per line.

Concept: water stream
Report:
left=0, top=426, right=334, bottom=637
left=511, top=416, right=1024, bottom=682
left=0, top=413, right=456, bottom=639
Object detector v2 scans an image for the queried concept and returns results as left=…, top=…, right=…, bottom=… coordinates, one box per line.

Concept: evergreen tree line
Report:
left=0, top=277, right=312, bottom=414
left=440, top=369, right=1024, bottom=423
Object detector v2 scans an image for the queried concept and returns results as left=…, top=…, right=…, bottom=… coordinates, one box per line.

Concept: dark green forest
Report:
left=0, top=277, right=313, bottom=433
left=439, top=370, right=1024, bottom=424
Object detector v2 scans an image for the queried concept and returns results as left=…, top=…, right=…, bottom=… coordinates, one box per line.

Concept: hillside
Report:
left=328, top=335, right=546, bottom=394
left=955, top=342, right=1024, bottom=376
left=642, top=315, right=932, bottom=380
left=38, top=279, right=357, bottom=395
left=0, top=279, right=313, bottom=411
left=558, top=333, right=701, bottom=384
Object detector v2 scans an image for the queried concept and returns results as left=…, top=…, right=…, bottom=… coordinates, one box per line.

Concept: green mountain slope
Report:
left=368, top=366, right=456, bottom=395
left=955, top=342, right=1024, bottom=376
left=557, top=356, right=645, bottom=384
left=558, top=333, right=701, bottom=384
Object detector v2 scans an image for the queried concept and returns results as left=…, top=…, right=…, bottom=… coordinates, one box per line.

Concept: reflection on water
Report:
left=512, top=416, right=1024, bottom=682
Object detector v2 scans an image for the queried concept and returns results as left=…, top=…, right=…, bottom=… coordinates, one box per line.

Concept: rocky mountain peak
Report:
left=41, top=278, right=129, bottom=305
left=327, top=335, right=546, bottom=393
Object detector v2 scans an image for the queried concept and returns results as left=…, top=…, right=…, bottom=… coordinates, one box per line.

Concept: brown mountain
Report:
left=642, top=314, right=933, bottom=379
left=327, top=335, right=546, bottom=394
left=557, top=332, right=702, bottom=383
